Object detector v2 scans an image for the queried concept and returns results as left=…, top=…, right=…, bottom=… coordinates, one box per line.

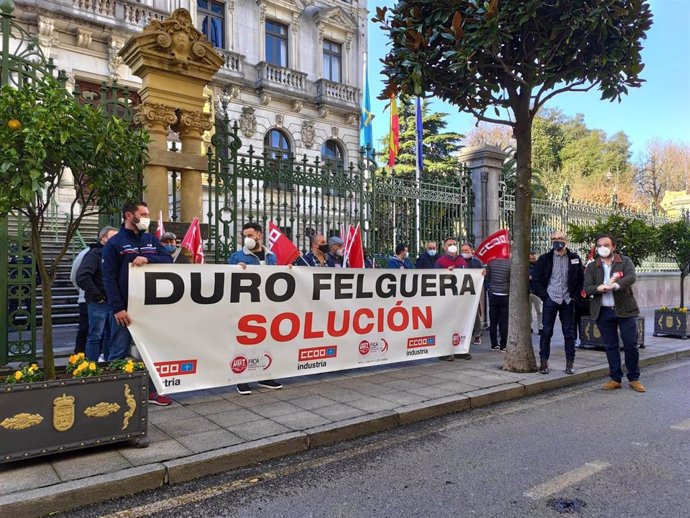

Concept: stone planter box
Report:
left=579, top=316, right=645, bottom=349
left=0, top=370, right=148, bottom=463
left=653, top=310, right=690, bottom=339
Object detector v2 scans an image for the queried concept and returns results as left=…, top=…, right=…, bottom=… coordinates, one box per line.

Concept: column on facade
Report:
left=458, top=145, right=507, bottom=244
left=134, top=103, right=178, bottom=220
left=177, top=110, right=213, bottom=222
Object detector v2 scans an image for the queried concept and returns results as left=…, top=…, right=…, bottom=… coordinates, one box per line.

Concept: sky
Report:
left=365, top=0, right=690, bottom=159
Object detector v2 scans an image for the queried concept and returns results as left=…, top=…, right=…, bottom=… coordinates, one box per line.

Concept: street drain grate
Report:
left=547, top=498, right=587, bottom=513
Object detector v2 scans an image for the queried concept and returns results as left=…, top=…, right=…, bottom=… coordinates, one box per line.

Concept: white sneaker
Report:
left=98, top=354, right=106, bottom=362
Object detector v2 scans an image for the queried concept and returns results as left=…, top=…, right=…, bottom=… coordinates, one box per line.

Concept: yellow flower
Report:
left=77, top=352, right=85, bottom=360
left=89, top=362, right=97, bottom=371
left=14, top=371, right=23, bottom=380
left=69, top=354, right=77, bottom=364
left=124, top=364, right=134, bottom=373
left=31, top=363, right=38, bottom=370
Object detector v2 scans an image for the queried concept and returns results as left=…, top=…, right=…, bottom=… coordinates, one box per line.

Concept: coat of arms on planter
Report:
left=53, top=394, right=75, bottom=432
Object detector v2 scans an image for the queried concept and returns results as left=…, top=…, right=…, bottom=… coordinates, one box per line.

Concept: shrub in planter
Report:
left=653, top=306, right=690, bottom=339
left=0, top=358, right=149, bottom=463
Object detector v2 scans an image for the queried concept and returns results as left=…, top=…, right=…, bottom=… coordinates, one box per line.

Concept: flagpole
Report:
left=415, top=97, right=421, bottom=255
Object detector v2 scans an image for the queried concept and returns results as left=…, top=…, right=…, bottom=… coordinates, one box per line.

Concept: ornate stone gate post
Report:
left=119, top=9, right=222, bottom=222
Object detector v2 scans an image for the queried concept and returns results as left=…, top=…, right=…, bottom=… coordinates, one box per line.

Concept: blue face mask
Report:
left=162, top=245, right=177, bottom=254
left=427, top=249, right=437, bottom=257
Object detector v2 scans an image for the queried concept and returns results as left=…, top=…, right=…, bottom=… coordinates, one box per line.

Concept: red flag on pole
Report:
left=180, top=217, right=204, bottom=264
left=268, top=221, right=301, bottom=265
left=474, top=229, right=510, bottom=264
left=388, top=95, right=399, bottom=168
left=347, top=224, right=365, bottom=268
left=155, top=210, right=165, bottom=239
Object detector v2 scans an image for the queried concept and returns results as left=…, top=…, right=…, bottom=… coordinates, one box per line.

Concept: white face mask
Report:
left=461, top=252, right=472, bottom=260
left=402, top=251, right=409, bottom=259
left=244, top=237, right=257, bottom=250
left=427, top=249, right=437, bottom=257
left=597, top=246, right=612, bottom=258
left=335, top=248, right=344, bottom=257
left=135, top=217, right=150, bottom=231
left=447, top=245, right=458, bottom=255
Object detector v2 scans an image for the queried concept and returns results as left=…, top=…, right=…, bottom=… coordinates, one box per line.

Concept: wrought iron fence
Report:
left=499, top=187, right=678, bottom=271
left=206, top=106, right=474, bottom=265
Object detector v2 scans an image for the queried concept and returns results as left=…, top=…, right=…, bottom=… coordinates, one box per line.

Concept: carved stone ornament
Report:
left=301, top=120, right=315, bottom=149
left=240, top=106, right=257, bottom=138
left=76, top=28, right=93, bottom=49
left=109, top=36, right=127, bottom=81
left=345, top=113, right=358, bottom=126
left=134, top=103, right=178, bottom=132
left=292, top=100, right=303, bottom=113
left=120, top=9, right=224, bottom=78
left=276, top=114, right=284, bottom=127
left=176, top=109, right=213, bottom=137
left=259, top=92, right=271, bottom=106
left=331, top=126, right=339, bottom=138
left=318, top=106, right=329, bottom=119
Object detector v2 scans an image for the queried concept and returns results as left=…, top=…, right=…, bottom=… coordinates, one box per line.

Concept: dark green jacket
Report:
left=583, top=254, right=639, bottom=319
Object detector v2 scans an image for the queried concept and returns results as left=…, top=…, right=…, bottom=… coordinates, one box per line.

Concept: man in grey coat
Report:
left=583, top=234, right=645, bottom=393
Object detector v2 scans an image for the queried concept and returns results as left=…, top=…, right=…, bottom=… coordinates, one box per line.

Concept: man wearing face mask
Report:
left=415, top=241, right=438, bottom=269
left=533, top=231, right=584, bottom=375
left=228, top=222, right=282, bottom=394
left=584, top=234, right=644, bottom=392
left=529, top=251, right=543, bottom=335
left=436, top=237, right=470, bottom=360
left=327, top=236, right=346, bottom=267
left=160, top=232, right=192, bottom=264
left=297, top=233, right=335, bottom=267
left=102, top=201, right=173, bottom=406
left=387, top=243, right=414, bottom=269
left=435, top=237, right=468, bottom=270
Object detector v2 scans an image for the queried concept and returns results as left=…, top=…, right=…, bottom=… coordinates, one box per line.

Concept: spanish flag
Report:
left=388, top=94, right=399, bottom=168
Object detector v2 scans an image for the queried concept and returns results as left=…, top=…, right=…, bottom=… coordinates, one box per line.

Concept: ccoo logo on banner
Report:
left=127, top=266, right=484, bottom=394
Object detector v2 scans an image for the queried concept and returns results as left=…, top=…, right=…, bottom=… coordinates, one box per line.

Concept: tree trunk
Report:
left=503, top=102, right=537, bottom=372
left=31, top=229, right=56, bottom=380
left=681, top=271, right=686, bottom=309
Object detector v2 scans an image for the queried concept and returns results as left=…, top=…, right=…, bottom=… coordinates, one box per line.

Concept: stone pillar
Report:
left=458, top=145, right=507, bottom=245
left=119, top=8, right=223, bottom=223
left=134, top=103, right=178, bottom=220
left=177, top=109, right=213, bottom=221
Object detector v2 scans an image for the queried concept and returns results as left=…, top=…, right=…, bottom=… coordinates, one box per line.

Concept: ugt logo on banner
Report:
left=474, top=229, right=510, bottom=264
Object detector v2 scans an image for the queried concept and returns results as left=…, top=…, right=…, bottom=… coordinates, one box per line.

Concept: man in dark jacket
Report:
left=533, top=231, right=584, bottom=375
left=584, top=234, right=644, bottom=392
left=415, top=241, right=438, bottom=269
left=102, top=201, right=173, bottom=406
left=76, top=226, right=118, bottom=361
left=387, top=243, right=414, bottom=269
left=436, top=238, right=470, bottom=360
left=528, top=251, right=543, bottom=335
left=486, top=257, right=512, bottom=351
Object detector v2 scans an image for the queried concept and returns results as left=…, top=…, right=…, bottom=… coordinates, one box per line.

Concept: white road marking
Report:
left=670, top=418, right=690, bottom=431
left=523, top=461, right=611, bottom=499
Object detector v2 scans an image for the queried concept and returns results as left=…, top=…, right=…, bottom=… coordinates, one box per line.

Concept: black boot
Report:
left=564, top=360, right=575, bottom=375
left=538, top=358, right=549, bottom=374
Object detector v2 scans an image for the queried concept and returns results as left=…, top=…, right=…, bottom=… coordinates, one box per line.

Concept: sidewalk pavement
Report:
left=2, top=311, right=690, bottom=517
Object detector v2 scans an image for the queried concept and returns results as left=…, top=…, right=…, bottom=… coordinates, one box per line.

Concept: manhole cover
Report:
left=547, top=498, right=587, bottom=513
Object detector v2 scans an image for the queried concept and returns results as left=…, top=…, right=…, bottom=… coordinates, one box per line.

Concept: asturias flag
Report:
left=388, top=95, right=399, bottom=168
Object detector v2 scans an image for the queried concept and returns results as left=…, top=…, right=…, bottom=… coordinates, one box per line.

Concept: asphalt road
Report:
left=60, top=359, right=690, bottom=518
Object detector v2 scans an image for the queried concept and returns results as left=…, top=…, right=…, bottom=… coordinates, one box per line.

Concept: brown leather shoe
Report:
left=629, top=380, right=646, bottom=392
left=602, top=380, right=622, bottom=390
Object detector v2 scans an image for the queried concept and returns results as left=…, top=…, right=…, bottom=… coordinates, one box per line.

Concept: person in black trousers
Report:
left=485, top=257, right=511, bottom=351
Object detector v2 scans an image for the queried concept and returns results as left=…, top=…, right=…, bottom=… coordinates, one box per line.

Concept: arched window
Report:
left=321, top=140, right=345, bottom=197
left=264, top=129, right=291, bottom=159
left=264, top=129, right=292, bottom=190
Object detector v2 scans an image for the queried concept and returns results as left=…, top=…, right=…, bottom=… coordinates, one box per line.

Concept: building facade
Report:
left=11, top=0, right=368, bottom=220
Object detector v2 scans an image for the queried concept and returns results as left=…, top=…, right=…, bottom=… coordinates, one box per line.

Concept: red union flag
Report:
left=344, top=223, right=364, bottom=268
left=180, top=217, right=204, bottom=264
left=268, top=221, right=301, bottom=265
left=474, top=229, right=510, bottom=264
left=155, top=210, right=165, bottom=239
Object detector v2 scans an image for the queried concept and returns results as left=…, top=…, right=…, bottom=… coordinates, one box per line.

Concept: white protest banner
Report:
left=127, top=265, right=484, bottom=395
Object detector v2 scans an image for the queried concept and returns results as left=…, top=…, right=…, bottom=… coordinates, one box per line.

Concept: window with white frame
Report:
left=198, top=0, right=225, bottom=48
left=265, top=20, right=288, bottom=67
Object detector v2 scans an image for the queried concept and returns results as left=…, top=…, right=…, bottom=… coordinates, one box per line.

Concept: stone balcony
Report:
left=70, top=0, right=168, bottom=31
left=315, top=78, right=360, bottom=111
left=216, top=48, right=245, bottom=79
left=256, top=61, right=308, bottom=98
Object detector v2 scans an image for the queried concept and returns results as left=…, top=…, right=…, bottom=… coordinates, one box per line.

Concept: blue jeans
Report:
left=109, top=317, right=133, bottom=361
left=597, top=307, right=640, bottom=382
left=85, top=302, right=112, bottom=361
left=539, top=297, right=576, bottom=361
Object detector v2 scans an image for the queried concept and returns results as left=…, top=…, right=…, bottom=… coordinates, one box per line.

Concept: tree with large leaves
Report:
left=374, top=0, right=653, bottom=372
left=0, top=76, right=149, bottom=379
